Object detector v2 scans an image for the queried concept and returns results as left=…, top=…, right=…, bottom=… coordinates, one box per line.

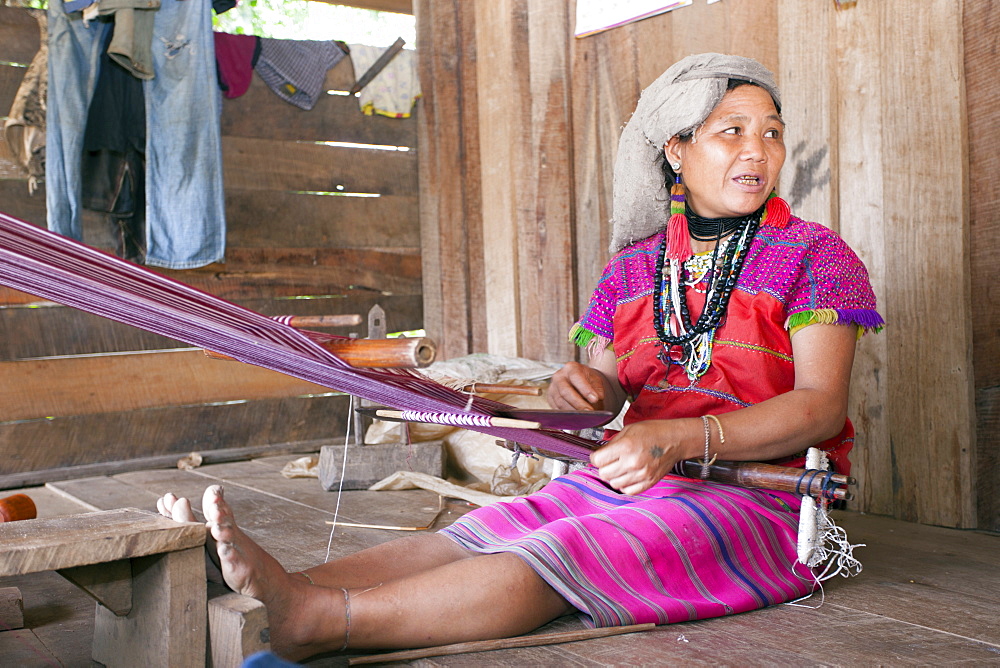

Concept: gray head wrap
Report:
left=609, top=53, right=781, bottom=253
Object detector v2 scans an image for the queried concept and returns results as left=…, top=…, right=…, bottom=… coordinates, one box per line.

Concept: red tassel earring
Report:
left=666, top=174, right=693, bottom=262
left=763, top=192, right=791, bottom=229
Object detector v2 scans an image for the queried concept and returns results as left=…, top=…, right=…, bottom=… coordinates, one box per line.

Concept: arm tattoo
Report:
left=650, top=446, right=664, bottom=459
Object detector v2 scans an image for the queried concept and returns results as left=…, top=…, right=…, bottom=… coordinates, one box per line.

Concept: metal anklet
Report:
left=340, top=587, right=351, bottom=652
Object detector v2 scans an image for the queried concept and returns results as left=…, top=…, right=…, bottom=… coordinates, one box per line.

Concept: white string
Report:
left=797, top=450, right=865, bottom=579
left=785, top=570, right=826, bottom=609
left=325, top=394, right=354, bottom=562
left=808, top=510, right=865, bottom=581
left=786, top=447, right=864, bottom=610
left=785, top=511, right=866, bottom=611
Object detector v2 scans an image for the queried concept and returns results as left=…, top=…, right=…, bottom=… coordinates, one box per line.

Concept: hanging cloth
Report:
left=254, top=38, right=346, bottom=110
left=2, top=10, right=48, bottom=195
left=47, top=0, right=226, bottom=269
left=347, top=43, right=420, bottom=118
left=214, top=32, right=259, bottom=99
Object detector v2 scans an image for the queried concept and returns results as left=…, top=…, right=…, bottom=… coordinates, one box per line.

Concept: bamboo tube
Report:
left=327, top=337, right=436, bottom=368
left=205, top=336, right=436, bottom=368
left=676, top=460, right=854, bottom=501
left=286, top=314, right=362, bottom=328
left=348, top=623, right=656, bottom=665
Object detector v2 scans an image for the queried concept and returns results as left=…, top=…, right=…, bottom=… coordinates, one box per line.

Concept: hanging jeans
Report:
left=47, top=0, right=225, bottom=269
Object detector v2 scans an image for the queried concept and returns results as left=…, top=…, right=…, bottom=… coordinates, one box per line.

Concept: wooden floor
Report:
left=1, top=453, right=998, bottom=666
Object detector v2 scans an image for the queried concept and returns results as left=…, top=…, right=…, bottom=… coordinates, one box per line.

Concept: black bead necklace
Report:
left=685, top=206, right=755, bottom=241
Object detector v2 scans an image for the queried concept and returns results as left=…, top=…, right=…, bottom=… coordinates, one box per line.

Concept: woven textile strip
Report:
left=0, top=211, right=596, bottom=460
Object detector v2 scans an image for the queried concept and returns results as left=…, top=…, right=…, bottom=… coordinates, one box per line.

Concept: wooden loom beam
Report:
left=205, top=336, right=436, bottom=369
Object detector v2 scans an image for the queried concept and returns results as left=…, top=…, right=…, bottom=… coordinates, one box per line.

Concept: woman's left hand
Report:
left=590, top=419, right=698, bottom=495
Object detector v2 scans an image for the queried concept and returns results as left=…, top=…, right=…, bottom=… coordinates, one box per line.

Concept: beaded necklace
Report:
left=652, top=208, right=763, bottom=380
left=684, top=235, right=732, bottom=289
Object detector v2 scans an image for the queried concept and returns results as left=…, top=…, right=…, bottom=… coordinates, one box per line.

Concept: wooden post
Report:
left=569, top=23, right=638, bottom=336
left=964, top=0, right=1000, bottom=532
left=778, top=0, right=976, bottom=528
left=473, top=0, right=576, bottom=362
left=415, top=0, right=486, bottom=359
left=473, top=0, right=523, bottom=358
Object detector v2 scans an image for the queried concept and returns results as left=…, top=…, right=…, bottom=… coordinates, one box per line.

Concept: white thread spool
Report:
left=796, top=447, right=825, bottom=565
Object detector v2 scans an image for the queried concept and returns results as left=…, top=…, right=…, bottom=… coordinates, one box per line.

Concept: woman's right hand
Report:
left=547, top=361, right=611, bottom=411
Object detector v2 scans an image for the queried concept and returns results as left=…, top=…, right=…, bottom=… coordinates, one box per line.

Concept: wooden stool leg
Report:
left=92, top=547, right=207, bottom=668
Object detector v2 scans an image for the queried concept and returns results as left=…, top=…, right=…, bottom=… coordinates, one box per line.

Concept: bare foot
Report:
left=200, top=485, right=349, bottom=660
left=156, top=492, right=225, bottom=584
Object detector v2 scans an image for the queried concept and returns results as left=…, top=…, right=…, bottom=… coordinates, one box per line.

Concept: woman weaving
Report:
left=157, top=54, right=882, bottom=661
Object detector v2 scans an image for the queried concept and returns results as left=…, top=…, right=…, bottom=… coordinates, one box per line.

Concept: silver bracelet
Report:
left=700, top=416, right=712, bottom=479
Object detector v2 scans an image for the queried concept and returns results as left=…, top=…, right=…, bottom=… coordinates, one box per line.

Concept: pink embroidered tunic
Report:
left=442, top=217, right=883, bottom=627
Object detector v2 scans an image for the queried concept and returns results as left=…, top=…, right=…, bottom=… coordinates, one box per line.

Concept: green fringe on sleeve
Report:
left=568, top=323, right=596, bottom=348
left=786, top=309, right=839, bottom=329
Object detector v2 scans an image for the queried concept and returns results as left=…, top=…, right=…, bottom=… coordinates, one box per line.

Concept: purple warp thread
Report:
left=0, top=211, right=597, bottom=460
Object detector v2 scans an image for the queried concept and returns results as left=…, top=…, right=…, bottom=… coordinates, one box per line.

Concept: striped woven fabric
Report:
left=441, top=467, right=816, bottom=627
left=0, top=211, right=598, bottom=459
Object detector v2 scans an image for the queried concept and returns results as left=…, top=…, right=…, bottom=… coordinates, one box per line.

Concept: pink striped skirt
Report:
left=440, top=467, right=816, bottom=627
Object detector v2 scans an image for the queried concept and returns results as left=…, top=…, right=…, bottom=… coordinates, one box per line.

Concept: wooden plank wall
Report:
left=417, top=0, right=988, bottom=529
left=417, top=0, right=577, bottom=363
left=0, top=5, right=421, bottom=487
left=777, top=0, right=975, bottom=529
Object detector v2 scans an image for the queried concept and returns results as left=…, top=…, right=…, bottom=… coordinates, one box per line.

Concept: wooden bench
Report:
left=0, top=508, right=208, bottom=667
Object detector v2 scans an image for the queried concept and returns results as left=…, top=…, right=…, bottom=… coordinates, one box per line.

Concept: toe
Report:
left=202, top=484, right=229, bottom=525
left=156, top=492, right=177, bottom=518
left=171, top=496, right=196, bottom=523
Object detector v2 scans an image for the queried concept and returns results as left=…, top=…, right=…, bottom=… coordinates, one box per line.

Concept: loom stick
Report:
left=499, top=409, right=614, bottom=430
left=285, top=314, right=362, bottom=328
left=675, top=460, right=854, bottom=500
left=493, top=438, right=853, bottom=499
left=363, top=407, right=613, bottom=431
left=372, top=409, right=542, bottom=430
left=349, top=37, right=406, bottom=95
left=204, top=336, right=436, bottom=369
left=348, top=623, right=657, bottom=665
left=461, top=383, right=543, bottom=396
